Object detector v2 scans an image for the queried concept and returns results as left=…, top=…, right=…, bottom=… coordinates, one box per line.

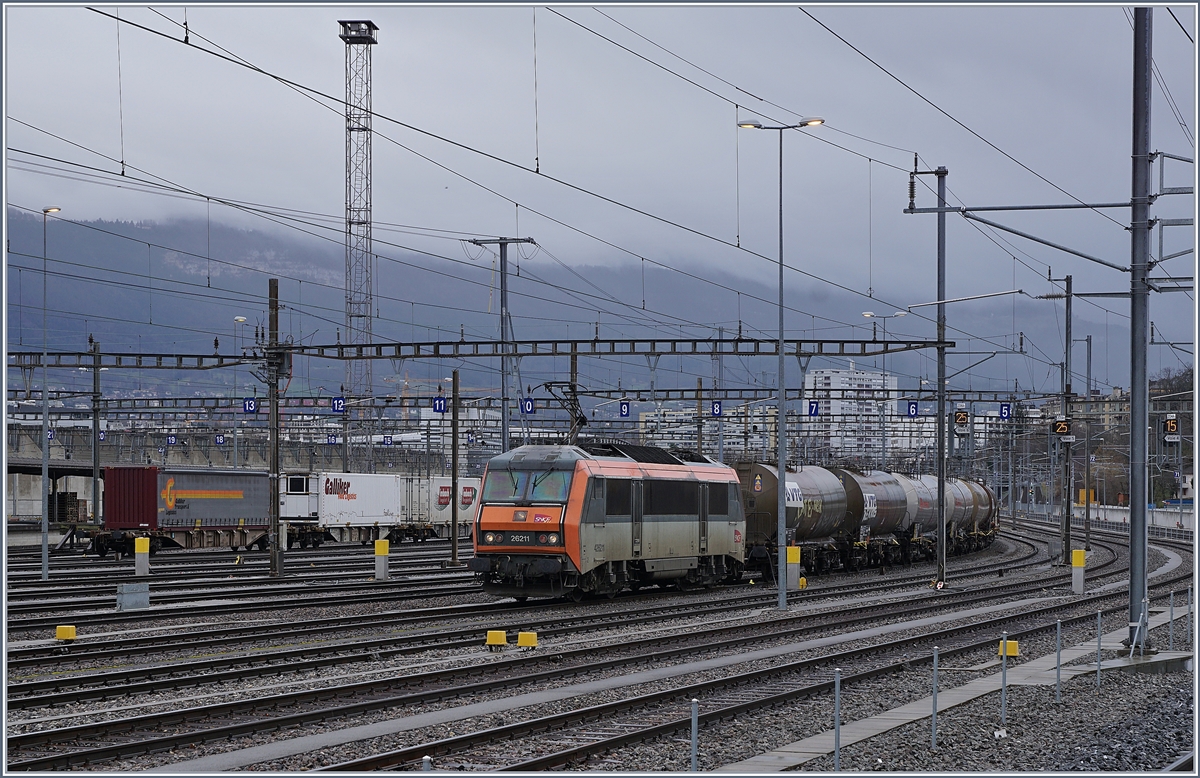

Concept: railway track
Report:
left=4, top=533, right=1137, bottom=770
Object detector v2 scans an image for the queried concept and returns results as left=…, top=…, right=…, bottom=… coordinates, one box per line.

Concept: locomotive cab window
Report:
left=482, top=470, right=572, bottom=503
left=287, top=476, right=308, bottom=494
left=529, top=470, right=572, bottom=502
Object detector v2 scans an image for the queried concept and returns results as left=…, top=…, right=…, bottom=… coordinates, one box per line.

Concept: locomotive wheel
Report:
left=569, top=589, right=584, bottom=603
left=95, top=541, right=109, bottom=558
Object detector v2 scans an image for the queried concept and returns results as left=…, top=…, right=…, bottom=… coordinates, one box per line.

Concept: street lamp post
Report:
left=863, top=311, right=907, bottom=470
left=739, top=116, right=823, bottom=611
left=41, top=206, right=60, bottom=581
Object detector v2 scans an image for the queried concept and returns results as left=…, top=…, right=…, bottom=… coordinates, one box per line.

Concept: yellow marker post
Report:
left=56, top=625, right=77, bottom=641
left=517, top=631, right=538, bottom=650
left=997, top=639, right=1020, bottom=657
left=486, top=630, right=508, bottom=651
left=1072, top=548, right=1086, bottom=594
left=374, top=539, right=389, bottom=581
left=785, top=545, right=803, bottom=592
left=134, top=536, right=150, bottom=576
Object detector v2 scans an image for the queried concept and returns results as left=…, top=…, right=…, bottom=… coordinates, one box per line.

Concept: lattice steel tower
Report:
left=339, top=20, right=377, bottom=470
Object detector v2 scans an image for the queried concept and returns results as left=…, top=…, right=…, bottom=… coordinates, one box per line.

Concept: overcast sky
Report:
left=4, top=3, right=1196, bottom=400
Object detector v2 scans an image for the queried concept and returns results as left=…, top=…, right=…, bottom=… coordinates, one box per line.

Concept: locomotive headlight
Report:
left=548, top=533, right=559, bottom=545
left=484, top=532, right=497, bottom=544
left=538, top=533, right=548, bottom=544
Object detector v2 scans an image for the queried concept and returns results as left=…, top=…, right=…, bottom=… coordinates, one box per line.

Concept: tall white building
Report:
left=804, top=367, right=897, bottom=465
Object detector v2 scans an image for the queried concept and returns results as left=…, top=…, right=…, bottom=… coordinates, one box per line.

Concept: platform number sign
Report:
left=166, top=435, right=177, bottom=445
left=999, top=403, right=1012, bottom=420
left=808, top=400, right=820, bottom=417
left=157, top=447, right=165, bottom=454
left=215, top=434, right=225, bottom=445
left=98, top=431, right=105, bottom=442
left=331, top=396, right=346, bottom=413
left=711, top=400, right=722, bottom=417
left=242, top=397, right=258, bottom=414
left=468, top=432, right=476, bottom=445
left=619, top=401, right=630, bottom=418
left=383, top=435, right=393, bottom=446
left=520, top=398, right=536, bottom=415
left=46, top=429, right=54, bottom=441
left=326, top=434, right=337, bottom=445
left=907, top=401, right=919, bottom=418
left=432, top=396, right=448, bottom=414
left=1052, top=417, right=1070, bottom=436
left=954, top=410, right=969, bottom=426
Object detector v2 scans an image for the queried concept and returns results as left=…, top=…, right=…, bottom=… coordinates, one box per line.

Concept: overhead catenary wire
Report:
left=68, top=8, right=1091, bottom=363
left=799, top=7, right=1128, bottom=229
left=16, top=9, right=1104, bottom=391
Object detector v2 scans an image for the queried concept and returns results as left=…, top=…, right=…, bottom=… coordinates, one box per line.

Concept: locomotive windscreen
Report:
left=482, top=470, right=573, bottom=503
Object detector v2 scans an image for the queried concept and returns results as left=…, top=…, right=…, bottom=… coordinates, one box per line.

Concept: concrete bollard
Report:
left=116, top=581, right=149, bottom=611
left=374, top=539, right=389, bottom=581
left=1071, top=548, right=1085, bottom=594
left=421, top=756, right=432, bottom=771
left=134, top=537, right=150, bottom=577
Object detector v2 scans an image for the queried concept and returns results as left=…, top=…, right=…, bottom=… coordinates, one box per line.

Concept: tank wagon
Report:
left=735, top=463, right=998, bottom=575
left=468, top=443, right=746, bottom=600
left=91, top=467, right=480, bottom=556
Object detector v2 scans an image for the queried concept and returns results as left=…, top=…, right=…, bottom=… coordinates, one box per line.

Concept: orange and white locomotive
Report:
left=468, top=443, right=746, bottom=600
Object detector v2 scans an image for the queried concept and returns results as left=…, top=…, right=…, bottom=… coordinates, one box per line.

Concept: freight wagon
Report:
left=91, top=467, right=479, bottom=556
left=283, top=472, right=482, bottom=546
left=91, top=467, right=322, bottom=556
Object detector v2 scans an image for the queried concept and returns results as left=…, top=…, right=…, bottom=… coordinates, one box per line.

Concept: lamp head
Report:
left=234, top=316, right=248, bottom=323
left=893, top=311, right=908, bottom=317
left=797, top=117, right=824, bottom=127
left=862, top=311, right=875, bottom=318
left=737, top=119, right=763, bottom=129
left=43, top=206, right=60, bottom=214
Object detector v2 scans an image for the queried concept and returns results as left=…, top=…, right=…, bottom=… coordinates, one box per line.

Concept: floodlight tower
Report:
left=340, top=19, right=378, bottom=471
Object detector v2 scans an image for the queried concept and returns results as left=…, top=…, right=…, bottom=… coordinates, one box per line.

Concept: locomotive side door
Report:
left=698, top=483, right=709, bottom=554
left=631, top=479, right=643, bottom=557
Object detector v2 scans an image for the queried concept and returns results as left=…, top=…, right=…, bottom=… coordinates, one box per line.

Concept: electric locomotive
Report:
left=468, top=443, right=746, bottom=600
